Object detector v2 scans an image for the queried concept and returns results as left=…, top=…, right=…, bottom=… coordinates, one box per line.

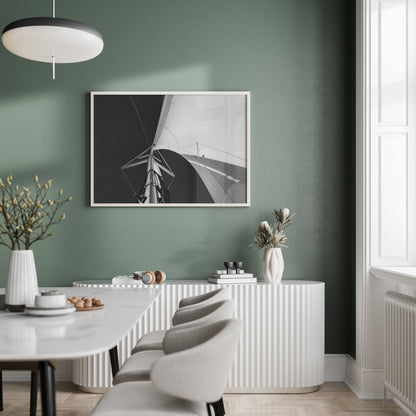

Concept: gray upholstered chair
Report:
left=178, top=287, right=232, bottom=309
left=114, top=299, right=235, bottom=385
left=131, top=287, right=232, bottom=354
left=90, top=319, right=242, bottom=416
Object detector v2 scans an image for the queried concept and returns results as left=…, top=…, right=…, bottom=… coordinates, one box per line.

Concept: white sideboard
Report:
left=72, top=280, right=325, bottom=393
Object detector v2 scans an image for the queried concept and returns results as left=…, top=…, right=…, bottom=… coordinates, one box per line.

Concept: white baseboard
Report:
left=345, top=355, right=385, bottom=399
left=324, top=354, right=347, bottom=381
left=344, top=356, right=415, bottom=415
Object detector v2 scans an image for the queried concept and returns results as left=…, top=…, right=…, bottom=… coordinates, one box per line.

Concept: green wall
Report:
left=0, top=0, right=354, bottom=354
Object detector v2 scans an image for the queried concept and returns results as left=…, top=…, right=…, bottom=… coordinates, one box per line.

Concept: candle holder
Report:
left=224, top=261, right=234, bottom=274
left=234, top=261, right=243, bottom=274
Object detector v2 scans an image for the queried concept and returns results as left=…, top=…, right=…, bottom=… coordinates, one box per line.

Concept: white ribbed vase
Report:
left=5, top=250, right=39, bottom=312
left=262, top=247, right=284, bottom=284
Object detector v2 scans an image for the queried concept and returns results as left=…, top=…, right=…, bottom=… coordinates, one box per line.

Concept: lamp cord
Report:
left=52, top=0, right=55, bottom=79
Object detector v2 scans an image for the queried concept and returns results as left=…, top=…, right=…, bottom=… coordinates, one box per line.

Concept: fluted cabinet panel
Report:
left=73, top=280, right=324, bottom=393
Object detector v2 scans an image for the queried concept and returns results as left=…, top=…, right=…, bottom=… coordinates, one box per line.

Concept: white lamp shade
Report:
left=2, top=17, right=103, bottom=63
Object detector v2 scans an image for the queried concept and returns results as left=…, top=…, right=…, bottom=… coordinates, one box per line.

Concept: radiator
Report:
left=385, top=291, right=416, bottom=413
left=73, top=280, right=324, bottom=393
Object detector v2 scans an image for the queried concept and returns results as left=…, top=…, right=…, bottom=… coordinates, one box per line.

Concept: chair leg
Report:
left=207, top=398, right=225, bottom=416
left=219, top=397, right=225, bottom=415
left=0, top=371, right=3, bottom=411
left=109, top=346, right=120, bottom=377
left=215, top=397, right=225, bottom=416
left=30, top=372, right=38, bottom=416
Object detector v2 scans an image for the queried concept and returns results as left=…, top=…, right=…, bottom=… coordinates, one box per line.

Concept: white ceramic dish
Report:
left=35, top=291, right=67, bottom=308
left=24, top=304, right=75, bottom=316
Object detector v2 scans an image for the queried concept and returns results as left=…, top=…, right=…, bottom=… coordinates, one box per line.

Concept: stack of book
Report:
left=208, top=270, right=257, bottom=284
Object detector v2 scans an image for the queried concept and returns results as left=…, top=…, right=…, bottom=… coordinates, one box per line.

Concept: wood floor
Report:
left=1, top=382, right=407, bottom=416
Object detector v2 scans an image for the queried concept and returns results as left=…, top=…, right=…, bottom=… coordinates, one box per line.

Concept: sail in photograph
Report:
left=121, top=94, right=247, bottom=204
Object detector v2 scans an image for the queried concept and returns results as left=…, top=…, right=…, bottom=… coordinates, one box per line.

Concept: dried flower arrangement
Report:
left=0, top=175, right=72, bottom=250
left=252, top=208, right=295, bottom=249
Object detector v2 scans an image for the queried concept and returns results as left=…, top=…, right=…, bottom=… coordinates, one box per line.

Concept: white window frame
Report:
left=355, top=0, right=416, bottom=397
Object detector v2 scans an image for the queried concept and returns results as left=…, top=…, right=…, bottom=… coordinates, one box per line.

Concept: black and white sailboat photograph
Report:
left=90, top=92, right=250, bottom=206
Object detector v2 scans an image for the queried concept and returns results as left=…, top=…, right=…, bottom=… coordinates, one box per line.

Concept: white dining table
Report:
left=0, top=286, right=159, bottom=416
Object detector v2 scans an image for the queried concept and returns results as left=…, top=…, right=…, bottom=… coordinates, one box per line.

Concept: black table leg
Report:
left=39, top=361, right=55, bottom=416
left=0, top=370, right=3, bottom=411
left=30, top=371, right=38, bottom=416
left=109, top=346, right=119, bottom=377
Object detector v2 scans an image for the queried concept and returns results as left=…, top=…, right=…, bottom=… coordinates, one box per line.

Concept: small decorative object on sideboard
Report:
left=208, top=261, right=257, bottom=284
left=224, top=261, right=234, bottom=274
left=112, top=270, right=167, bottom=285
left=234, top=261, right=243, bottom=274
left=252, top=207, right=295, bottom=284
left=0, top=175, right=72, bottom=311
left=112, top=274, right=143, bottom=285
left=141, top=271, right=155, bottom=285
left=135, top=270, right=167, bottom=285
left=154, top=270, right=166, bottom=284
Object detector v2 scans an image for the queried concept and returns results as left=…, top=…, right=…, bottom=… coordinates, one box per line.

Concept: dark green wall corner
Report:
left=0, top=0, right=355, bottom=354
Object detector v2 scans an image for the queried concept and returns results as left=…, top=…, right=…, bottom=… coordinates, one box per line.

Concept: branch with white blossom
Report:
left=0, top=175, right=72, bottom=250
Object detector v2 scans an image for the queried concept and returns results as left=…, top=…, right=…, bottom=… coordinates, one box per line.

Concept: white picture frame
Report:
left=90, top=91, right=250, bottom=207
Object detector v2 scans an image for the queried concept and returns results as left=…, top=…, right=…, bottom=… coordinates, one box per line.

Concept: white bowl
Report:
left=35, top=291, right=66, bottom=309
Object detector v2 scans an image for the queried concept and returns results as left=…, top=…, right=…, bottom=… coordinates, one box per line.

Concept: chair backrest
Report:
left=178, top=287, right=231, bottom=309
left=172, top=298, right=234, bottom=327
left=151, top=319, right=241, bottom=403
left=165, top=300, right=234, bottom=352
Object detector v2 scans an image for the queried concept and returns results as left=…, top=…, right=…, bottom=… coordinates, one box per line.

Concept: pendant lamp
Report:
left=2, top=0, right=103, bottom=79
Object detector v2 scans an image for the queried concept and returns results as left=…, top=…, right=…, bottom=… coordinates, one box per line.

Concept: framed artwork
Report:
left=90, top=91, right=250, bottom=207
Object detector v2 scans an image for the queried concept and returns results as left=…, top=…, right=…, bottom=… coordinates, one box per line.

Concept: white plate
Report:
left=24, top=304, right=75, bottom=316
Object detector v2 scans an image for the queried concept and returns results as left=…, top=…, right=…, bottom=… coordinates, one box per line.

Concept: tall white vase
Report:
left=262, top=247, right=284, bottom=284
left=5, top=250, right=39, bottom=312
